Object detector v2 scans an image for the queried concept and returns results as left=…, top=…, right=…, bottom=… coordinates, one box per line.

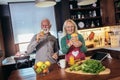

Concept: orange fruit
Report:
left=42, top=68, right=49, bottom=73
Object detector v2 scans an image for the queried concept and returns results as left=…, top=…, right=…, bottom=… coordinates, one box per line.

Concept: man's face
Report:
left=41, top=20, right=51, bottom=34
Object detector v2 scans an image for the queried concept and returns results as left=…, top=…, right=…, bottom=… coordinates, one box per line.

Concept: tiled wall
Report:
left=78, top=25, right=120, bottom=48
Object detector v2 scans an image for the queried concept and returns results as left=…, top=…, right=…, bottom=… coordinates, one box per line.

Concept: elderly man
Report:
left=27, top=19, right=59, bottom=64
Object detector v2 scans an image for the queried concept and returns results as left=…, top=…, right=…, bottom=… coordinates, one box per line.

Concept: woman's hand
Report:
left=67, top=39, right=73, bottom=47
left=72, top=40, right=82, bottom=47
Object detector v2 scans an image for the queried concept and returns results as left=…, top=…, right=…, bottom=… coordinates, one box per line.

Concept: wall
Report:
left=78, top=25, right=120, bottom=48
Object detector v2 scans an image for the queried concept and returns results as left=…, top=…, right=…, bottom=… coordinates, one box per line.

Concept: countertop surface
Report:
left=8, top=58, right=120, bottom=80
left=2, top=46, right=120, bottom=66
left=87, top=45, right=120, bottom=51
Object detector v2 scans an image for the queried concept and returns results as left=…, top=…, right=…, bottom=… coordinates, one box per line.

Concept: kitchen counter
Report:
left=8, top=58, right=120, bottom=80
left=104, top=47, right=120, bottom=51
left=59, top=46, right=120, bottom=55
left=2, top=54, right=35, bottom=66
left=2, top=46, right=120, bottom=66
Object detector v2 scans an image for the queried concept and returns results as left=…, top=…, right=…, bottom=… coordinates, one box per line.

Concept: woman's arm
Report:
left=61, top=37, right=70, bottom=54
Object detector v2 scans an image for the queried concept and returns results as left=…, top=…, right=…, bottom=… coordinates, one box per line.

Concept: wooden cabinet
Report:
left=0, top=20, right=4, bottom=52
left=100, top=0, right=116, bottom=26
left=66, top=0, right=117, bottom=28
left=86, top=48, right=120, bottom=59
left=69, top=0, right=102, bottom=29
left=0, top=19, right=4, bottom=66
left=0, top=5, right=16, bottom=57
left=114, top=0, right=120, bottom=24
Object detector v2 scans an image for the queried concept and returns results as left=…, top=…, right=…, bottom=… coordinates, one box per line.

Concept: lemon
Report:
left=37, top=61, right=43, bottom=67
left=71, top=33, right=78, bottom=37
left=45, top=61, right=51, bottom=67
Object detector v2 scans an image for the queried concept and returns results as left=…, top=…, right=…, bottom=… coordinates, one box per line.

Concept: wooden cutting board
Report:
left=65, top=67, right=111, bottom=75
left=65, top=56, right=111, bottom=75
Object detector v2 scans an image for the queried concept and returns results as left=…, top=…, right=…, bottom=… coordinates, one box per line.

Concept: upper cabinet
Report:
left=69, top=0, right=102, bottom=29
left=100, top=0, right=116, bottom=26
left=114, top=0, right=120, bottom=25
left=58, top=0, right=117, bottom=31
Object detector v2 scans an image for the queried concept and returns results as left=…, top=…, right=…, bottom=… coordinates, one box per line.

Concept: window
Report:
left=9, top=2, right=57, bottom=52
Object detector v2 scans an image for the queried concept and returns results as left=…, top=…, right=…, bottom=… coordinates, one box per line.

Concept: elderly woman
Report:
left=61, top=19, right=87, bottom=62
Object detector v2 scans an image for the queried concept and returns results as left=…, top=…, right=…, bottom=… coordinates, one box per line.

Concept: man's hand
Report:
left=36, top=31, right=44, bottom=42
left=52, top=53, right=58, bottom=60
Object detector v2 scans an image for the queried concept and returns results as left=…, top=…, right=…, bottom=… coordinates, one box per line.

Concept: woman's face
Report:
left=65, top=22, right=75, bottom=34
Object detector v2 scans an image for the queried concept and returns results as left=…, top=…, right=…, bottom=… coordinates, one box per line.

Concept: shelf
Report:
left=114, top=0, right=119, bottom=2
left=115, top=11, right=120, bottom=14
left=69, top=0, right=102, bottom=29
left=70, top=7, right=100, bottom=11
left=73, top=16, right=101, bottom=21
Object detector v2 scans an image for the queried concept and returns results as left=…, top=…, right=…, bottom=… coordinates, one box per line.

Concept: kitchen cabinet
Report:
left=0, top=19, right=4, bottom=66
left=107, top=49, right=120, bottom=59
left=100, top=0, right=116, bottom=26
left=86, top=48, right=120, bottom=60
left=0, top=5, right=16, bottom=57
left=114, top=0, right=120, bottom=24
left=0, top=20, right=4, bottom=51
left=66, top=0, right=117, bottom=28
left=69, top=0, right=102, bottom=29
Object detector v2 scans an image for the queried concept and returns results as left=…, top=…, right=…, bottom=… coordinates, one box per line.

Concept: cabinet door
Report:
left=101, top=0, right=116, bottom=26
left=114, top=0, right=120, bottom=24
left=0, top=19, right=5, bottom=66
left=0, top=19, right=4, bottom=52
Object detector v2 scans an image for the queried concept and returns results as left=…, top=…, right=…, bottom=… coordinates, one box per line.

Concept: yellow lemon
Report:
left=71, top=33, right=78, bottom=37
left=37, top=61, right=43, bottom=67
left=45, top=61, right=51, bottom=67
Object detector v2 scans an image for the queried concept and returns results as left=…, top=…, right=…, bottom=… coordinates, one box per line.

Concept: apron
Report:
left=65, top=38, right=85, bottom=62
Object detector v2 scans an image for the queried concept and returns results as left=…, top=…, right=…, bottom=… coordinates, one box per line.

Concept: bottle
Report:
left=69, top=56, right=75, bottom=66
left=89, top=11, right=92, bottom=17
left=91, top=21, right=95, bottom=27
left=81, top=14, right=84, bottom=18
left=77, top=12, right=81, bottom=19
left=96, top=20, right=100, bottom=26
left=93, top=10, right=96, bottom=17
left=70, top=4, right=73, bottom=9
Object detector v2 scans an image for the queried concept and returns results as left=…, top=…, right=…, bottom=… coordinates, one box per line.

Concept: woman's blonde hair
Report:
left=62, top=19, right=78, bottom=36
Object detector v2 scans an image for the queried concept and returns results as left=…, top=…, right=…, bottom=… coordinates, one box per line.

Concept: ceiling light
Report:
left=77, top=0, right=97, bottom=6
left=35, top=0, right=56, bottom=7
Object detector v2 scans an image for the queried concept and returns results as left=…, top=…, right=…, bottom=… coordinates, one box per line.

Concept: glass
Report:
left=69, top=56, right=75, bottom=66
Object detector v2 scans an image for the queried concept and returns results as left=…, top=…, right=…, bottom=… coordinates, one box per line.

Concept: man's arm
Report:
left=27, top=35, right=38, bottom=54
left=52, top=38, right=59, bottom=60
left=27, top=34, right=48, bottom=54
